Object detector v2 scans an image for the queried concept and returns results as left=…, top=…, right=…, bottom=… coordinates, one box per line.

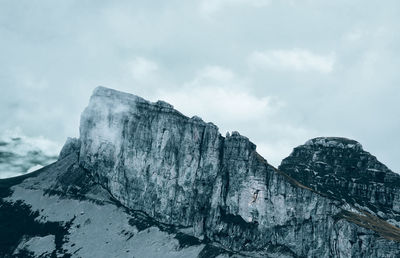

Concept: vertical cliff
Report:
left=79, top=87, right=222, bottom=229
left=77, top=87, right=400, bottom=257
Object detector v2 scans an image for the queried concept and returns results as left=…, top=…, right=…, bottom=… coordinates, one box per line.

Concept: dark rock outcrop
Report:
left=279, top=137, right=400, bottom=225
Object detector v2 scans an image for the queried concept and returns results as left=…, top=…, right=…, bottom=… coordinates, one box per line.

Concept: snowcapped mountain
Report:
left=1, top=87, right=399, bottom=257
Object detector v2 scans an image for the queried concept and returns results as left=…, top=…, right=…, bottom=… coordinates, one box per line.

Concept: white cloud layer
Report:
left=160, top=86, right=272, bottom=124
left=248, top=49, right=335, bottom=73
left=156, top=66, right=277, bottom=125
left=1, top=0, right=399, bottom=173
left=128, top=57, right=159, bottom=81
left=0, top=128, right=59, bottom=178
left=154, top=65, right=314, bottom=167
left=0, top=128, right=61, bottom=157
left=200, top=0, right=270, bottom=15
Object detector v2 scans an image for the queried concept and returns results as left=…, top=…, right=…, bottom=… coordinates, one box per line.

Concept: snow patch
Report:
left=27, top=164, right=44, bottom=173
left=305, top=137, right=362, bottom=150
left=13, top=235, right=55, bottom=257
left=7, top=186, right=205, bottom=258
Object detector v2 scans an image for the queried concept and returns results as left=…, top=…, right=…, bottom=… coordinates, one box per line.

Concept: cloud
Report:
left=155, top=66, right=282, bottom=126
left=128, top=57, right=159, bottom=81
left=344, top=29, right=367, bottom=42
left=153, top=65, right=316, bottom=167
left=0, top=128, right=61, bottom=157
left=343, top=26, right=389, bottom=43
left=0, top=128, right=60, bottom=178
left=248, top=49, right=335, bottom=73
left=1, top=0, right=400, bottom=174
left=160, top=87, right=272, bottom=123
left=156, top=80, right=315, bottom=167
left=200, top=0, right=270, bottom=16
left=188, top=66, right=236, bottom=87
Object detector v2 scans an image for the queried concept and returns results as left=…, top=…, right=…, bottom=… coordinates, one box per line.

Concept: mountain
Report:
left=1, top=86, right=399, bottom=257
left=279, top=137, right=400, bottom=227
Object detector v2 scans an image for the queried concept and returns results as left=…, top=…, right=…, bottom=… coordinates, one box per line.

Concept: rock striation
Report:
left=75, top=87, right=400, bottom=256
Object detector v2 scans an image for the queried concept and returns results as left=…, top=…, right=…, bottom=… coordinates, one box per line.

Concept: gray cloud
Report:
left=248, top=49, right=335, bottom=73
left=1, top=0, right=399, bottom=171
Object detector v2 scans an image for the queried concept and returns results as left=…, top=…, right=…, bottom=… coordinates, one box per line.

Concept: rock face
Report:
left=279, top=137, right=400, bottom=224
left=75, top=87, right=400, bottom=257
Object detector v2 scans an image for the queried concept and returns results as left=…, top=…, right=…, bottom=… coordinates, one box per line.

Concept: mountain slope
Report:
left=1, top=151, right=217, bottom=258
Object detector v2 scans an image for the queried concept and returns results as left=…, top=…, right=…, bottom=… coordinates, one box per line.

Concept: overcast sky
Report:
left=1, top=0, right=399, bottom=172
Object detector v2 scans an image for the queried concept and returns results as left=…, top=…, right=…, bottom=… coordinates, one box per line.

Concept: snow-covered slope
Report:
left=1, top=152, right=229, bottom=258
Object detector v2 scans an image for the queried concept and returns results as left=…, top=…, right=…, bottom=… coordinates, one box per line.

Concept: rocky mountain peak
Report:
left=280, top=137, right=400, bottom=223
left=304, top=137, right=363, bottom=151
left=92, top=86, right=147, bottom=104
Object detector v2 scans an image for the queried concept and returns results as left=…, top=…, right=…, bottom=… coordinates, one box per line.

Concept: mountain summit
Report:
left=1, top=86, right=399, bottom=257
left=280, top=136, right=400, bottom=226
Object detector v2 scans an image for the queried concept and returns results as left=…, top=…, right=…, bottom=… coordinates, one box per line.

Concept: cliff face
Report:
left=77, top=87, right=400, bottom=257
left=79, top=87, right=222, bottom=230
